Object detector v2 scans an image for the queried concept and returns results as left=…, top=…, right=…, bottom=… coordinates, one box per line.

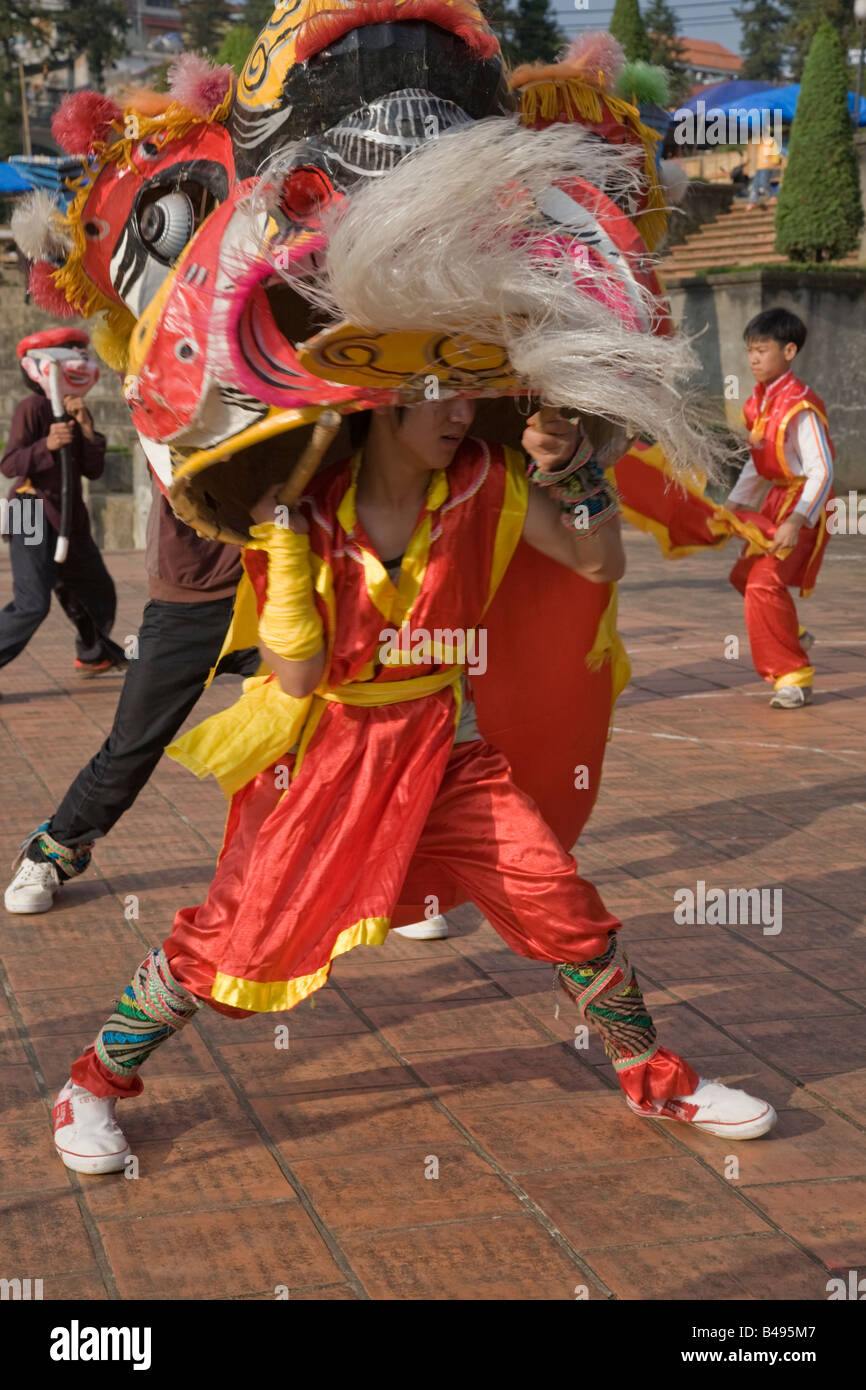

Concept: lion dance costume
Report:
left=12, top=10, right=775, bottom=1169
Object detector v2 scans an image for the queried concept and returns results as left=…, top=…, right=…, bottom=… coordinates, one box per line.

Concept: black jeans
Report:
left=47, top=596, right=259, bottom=849
left=0, top=524, right=117, bottom=668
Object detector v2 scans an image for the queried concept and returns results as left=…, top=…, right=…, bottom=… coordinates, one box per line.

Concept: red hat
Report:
left=17, top=328, right=90, bottom=359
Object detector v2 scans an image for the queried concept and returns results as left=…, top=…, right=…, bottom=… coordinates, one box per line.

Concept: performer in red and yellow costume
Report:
left=725, top=308, right=833, bottom=708
left=54, top=400, right=777, bottom=1175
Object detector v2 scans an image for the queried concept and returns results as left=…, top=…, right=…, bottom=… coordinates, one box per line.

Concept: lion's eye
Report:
left=138, top=192, right=194, bottom=263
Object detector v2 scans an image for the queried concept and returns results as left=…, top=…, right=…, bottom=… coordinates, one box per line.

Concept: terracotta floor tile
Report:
left=0, top=1064, right=44, bottom=1126
left=665, top=972, right=857, bottom=1026
left=332, top=955, right=501, bottom=1007
left=585, top=1232, right=828, bottom=1301
left=0, top=1119, right=74, bottom=1198
left=196, top=987, right=370, bottom=1043
left=253, top=1087, right=467, bottom=1161
left=457, top=1093, right=675, bottom=1173
left=98, top=1203, right=344, bottom=1299
left=777, top=946, right=866, bottom=991
left=341, top=1216, right=608, bottom=1300
left=520, top=1156, right=769, bottom=1250
left=405, top=1042, right=607, bottom=1112
left=364, top=996, right=554, bottom=1053
left=806, top=1067, right=866, bottom=1126
left=292, top=1146, right=524, bottom=1236
left=727, top=1015, right=866, bottom=1081
left=117, top=1075, right=257, bottom=1145
left=635, top=936, right=789, bottom=983
left=0, top=1190, right=98, bottom=1273
left=219, top=1033, right=412, bottom=1096
left=81, top=1131, right=294, bottom=1217
left=742, top=1178, right=866, bottom=1268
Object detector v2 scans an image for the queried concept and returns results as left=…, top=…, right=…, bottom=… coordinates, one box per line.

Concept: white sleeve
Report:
left=726, top=456, right=767, bottom=511
left=789, top=410, right=834, bottom=524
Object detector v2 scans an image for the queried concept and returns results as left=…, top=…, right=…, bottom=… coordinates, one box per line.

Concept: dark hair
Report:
left=743, top=308, right=807, bottom=353
left=346, top=405, right=406, bottom=450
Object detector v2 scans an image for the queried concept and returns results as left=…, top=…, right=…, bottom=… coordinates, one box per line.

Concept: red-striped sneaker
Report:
left=53, top=1079, right=131, bottom=1174
left=626, top=1078, right=776, bottom=1140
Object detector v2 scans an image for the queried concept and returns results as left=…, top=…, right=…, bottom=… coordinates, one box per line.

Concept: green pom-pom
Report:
left=615, top=61, right=670, bottom=108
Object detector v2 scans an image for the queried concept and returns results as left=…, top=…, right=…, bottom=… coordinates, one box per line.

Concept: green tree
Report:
left=54, top=0, right=129, bottom=90
left=216, top=24, right=256, bottom=77
left=785, top=0, right=856, bottom=81
left=775, top=19, right=864, bottom=261
left=610, top=0, right=651, bottom=64
left=734, top=0, right=790, bottom=82
left=643, top=0, right=690, bottom=103
left=508, top=0, right=563, bottom=65
left=181, top=0, right=233, bottom=56
left=0, top=1, right=42, bottom=159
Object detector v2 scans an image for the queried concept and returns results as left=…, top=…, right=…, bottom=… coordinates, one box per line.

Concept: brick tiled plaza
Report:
left=1, top=529, right=864, bottom=1301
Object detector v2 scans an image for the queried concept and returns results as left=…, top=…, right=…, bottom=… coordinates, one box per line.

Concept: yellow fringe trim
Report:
left=51, top=87, right=234, bottom=356
left=516, top=78, right=668, bottom=251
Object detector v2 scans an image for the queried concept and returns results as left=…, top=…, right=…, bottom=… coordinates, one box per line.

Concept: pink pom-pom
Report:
left=167, top=53, right=233, bottom=117
left=566, top=32, right=626, bottom=87
left=52, top=91, right=123, bottom=154
left=28, top=261, right=77, bottom=318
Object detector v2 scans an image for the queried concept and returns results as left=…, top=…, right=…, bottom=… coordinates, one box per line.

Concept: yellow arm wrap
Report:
left=248, top=522, right=324, bottom=662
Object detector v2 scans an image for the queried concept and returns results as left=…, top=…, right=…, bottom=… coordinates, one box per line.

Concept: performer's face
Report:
left=746, top=336, right=796, bottom=385
left=390, top=397, right=477, bottom=470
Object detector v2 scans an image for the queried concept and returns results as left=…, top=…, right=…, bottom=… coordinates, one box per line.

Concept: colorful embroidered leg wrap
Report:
left=19, top=821, right=92, bottom=880
left=92, top=948, right=201, bottom=1083
left=556, top=934, right=699, bottom=1107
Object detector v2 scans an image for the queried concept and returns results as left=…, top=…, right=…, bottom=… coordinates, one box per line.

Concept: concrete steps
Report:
left=660, top=201, right=862, bottom=279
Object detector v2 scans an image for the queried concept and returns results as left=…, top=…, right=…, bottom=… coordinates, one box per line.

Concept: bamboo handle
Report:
left=277, top=410, right=342, bottom=508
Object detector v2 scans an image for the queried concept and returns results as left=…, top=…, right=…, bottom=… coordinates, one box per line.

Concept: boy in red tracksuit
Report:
left=726, top=308, right=834, bottom=708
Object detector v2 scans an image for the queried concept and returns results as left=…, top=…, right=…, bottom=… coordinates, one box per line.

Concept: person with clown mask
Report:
left=0, top=328, right=123, bottom=686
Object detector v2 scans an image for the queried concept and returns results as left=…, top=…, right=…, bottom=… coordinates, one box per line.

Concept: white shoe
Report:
left=53, top=1079, right=131, bottom=1174
left=770, top=684, right=812, bottom=709
left=392, top=915, right=450, bottom=940
left=627, top=1077, right=777, bottom=1140
left=5, top=857, right=61, bottom=913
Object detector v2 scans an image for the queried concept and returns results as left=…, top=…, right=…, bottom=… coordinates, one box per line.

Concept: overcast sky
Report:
left=553, top=1, right=743, bottom=60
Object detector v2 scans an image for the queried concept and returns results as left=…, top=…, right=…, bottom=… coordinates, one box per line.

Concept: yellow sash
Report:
left=167, top=666, right=463, bottom=798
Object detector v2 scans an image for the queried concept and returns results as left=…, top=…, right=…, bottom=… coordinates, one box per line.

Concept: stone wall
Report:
left=667, top=267, right=866, bottom=490
left=0, top=264, right=149, bottom=550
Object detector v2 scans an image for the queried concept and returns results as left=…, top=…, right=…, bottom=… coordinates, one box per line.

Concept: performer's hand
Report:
left=523, top=407, right=579, bottom=472
left=770, top=514, right=804, bottom=555
left=63, top=395, right=95, bottom=439
left=250, top=484, right=309, bottom=533
left=46, top=421, right=75, bottom=451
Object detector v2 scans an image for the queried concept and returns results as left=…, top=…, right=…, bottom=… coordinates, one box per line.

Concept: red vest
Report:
left=743, top=371, right=833, bottom=483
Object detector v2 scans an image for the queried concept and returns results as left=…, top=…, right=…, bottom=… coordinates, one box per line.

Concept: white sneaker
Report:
left=5, top=857, right=61, bottom=913
left=770, top=684, right=812, bottom=709
left=53, top=1079, right=131, bottom=1174
left=627, top=1077, right=777, bottom=1140
left=392, top=915, right=450, bottom=940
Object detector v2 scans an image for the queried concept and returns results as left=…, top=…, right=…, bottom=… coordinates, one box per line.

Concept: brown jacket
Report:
left=1, top=393, right=105, bottom=542
left=146, top=478, right=242, bottom=602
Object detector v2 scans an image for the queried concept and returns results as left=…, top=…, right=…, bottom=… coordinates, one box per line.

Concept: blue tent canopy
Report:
left=700, top=83, right=866, bottom=127
left=679, top=81, right=777, bottom=115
